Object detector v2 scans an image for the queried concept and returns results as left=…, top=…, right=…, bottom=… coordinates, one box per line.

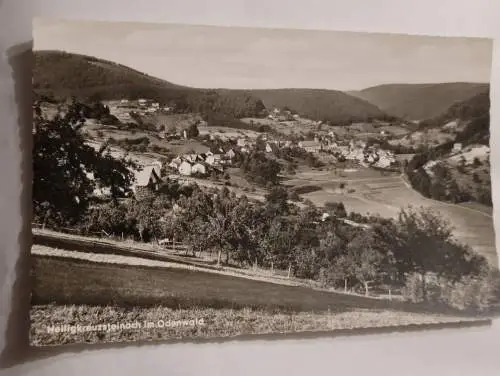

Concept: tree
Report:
left=186, top=122, right=200, bottom=138
left=184, top=188, right=258, bottom=266
left=33, top=99, right=136, bottom=226
left=265, top=186, right=289, bottom=216
left=395, top=206, right=484, bottom=300
left=324, top=201, right=347, bottom=218
left=241, top=152, right=281, bottom=186
left=340, top=230, right=385, bottom=296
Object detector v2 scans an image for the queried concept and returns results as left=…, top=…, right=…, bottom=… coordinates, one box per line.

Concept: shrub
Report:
left=401, top=273, right=424, bottom=303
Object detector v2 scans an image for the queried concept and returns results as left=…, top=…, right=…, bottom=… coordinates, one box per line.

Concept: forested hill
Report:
left=349, top=82, right=490, bottom=121
left=421, top=91, right=490, bottom=146
left=246, top=88, right=393, bottom=124
left=34, top=50, right=393, bottom=124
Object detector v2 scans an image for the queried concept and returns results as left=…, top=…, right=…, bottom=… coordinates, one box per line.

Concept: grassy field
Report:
left=30, top=304, right=478, bottom=346
left=197, top=125, right=260, bottom=140
left=30, top=255, right=480, bottom=345
left=285, top=166, right=497, bottom=265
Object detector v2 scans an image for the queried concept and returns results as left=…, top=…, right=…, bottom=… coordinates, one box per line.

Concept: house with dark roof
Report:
left=133, top=165, right=162, bottom=200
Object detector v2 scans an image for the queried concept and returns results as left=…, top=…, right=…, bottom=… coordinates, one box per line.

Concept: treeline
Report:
left=35, top=51, right=406, bottom=125
left=250, top=88, right=398, bottom=125
left=62, top=182, right=500, bottom=312
left=203, top=112, right=271, bottom=133
left=419, top=91, right=490, bottom=129
left=34, top=51, right=268, bottom=121
left=404, top=138, right=492, bottom=206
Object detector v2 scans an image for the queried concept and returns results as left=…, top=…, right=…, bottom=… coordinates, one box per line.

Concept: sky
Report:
left=33, top=18, right=493, bottom=91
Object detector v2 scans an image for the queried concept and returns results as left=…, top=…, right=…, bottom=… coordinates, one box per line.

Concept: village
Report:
left=104, top=98, right=399, bottom=198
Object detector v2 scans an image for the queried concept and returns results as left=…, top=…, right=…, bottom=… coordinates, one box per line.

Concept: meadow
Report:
left=289, top=167, right=497, bottom=265
left=30, top=255, right=479, bottom=345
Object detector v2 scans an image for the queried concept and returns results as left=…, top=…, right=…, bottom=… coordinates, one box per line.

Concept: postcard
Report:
left=31, top=18, right=499, bottom=346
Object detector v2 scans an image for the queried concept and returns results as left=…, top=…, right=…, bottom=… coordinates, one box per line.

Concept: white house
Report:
left=226, top=149, right=236, bottom=159
left=178, top=161, right=193, bottom=176
left=299, top=141, right=322, bottom=153
left=132, top=165, right=162, bottom=199
left=150, top=160, right=162, bottom=174
left=237, top=138, right=248, bottom=147
left=265, top=142, right=280, bottom=154
left=192, top=163, right=207, bottom=175
left=453, top=143, right=463, bottom=153
left=376, top=156, right=392, bottom=168
left=206, top=154, right=222, bottom=166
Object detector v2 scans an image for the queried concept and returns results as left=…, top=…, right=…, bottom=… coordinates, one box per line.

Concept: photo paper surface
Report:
left=31, top=18, right=499, bottom=346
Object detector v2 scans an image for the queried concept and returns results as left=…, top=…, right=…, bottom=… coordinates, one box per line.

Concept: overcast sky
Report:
left=33, top=18, right=493, bottom=91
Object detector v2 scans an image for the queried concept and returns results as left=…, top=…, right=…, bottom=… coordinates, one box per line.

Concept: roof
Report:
left=134, top=165, right=161, bottom=187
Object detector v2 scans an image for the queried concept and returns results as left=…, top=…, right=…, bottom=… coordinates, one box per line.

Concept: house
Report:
left=138, top=99, right=148, bottom=107
left=150, top=160, right=162, bottom=174
left=237, top=138, right=248, bottom=147
left=376, top=156, right=392, bottom=168
left=226, top=149, right=236, bottom=159
left=152, top=102, right=160, bottom=109
left=265, top=142, right=280, bottom=154
left=178, top=161, right=193, bottom=176
left=192, top=163, right=207, bottom=175
left=206, top=154, right=222, bottom=166
left=298, top=140, right=322, bottom=153
left=168, top=156, right=182, bottom=169
left=133, top=165, right=162, bottom=200
left=453, top=143, right=463, bottom=153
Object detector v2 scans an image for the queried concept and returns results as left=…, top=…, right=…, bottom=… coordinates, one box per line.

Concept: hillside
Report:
left=403, top=91, right=491, bottom=206
left=247, top=88, right=392, bottom=125
left=349, top=82, right=489, bottom=120
left=34, top=50, right=187, bottom=98
left=34, top=50, right=393, bottom=124
left=421, top=91, right=490, bottom=146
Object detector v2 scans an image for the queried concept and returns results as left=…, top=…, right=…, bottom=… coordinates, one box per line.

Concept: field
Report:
left=240, top=117, right=412, bottom=140
left=286, top=167, right=497, bottom=265
left=30, top=255, right=479, bottom=345
left=197, top=125, right=260, bottom=140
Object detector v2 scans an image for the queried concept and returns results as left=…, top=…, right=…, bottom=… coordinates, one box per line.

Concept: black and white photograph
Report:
left=30, top=18, right=499, bottom=347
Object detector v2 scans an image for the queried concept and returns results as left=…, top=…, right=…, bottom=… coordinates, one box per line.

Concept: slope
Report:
left=349, top=82, right=489, bottom=120
left=34, top=50, right=394, bottom=124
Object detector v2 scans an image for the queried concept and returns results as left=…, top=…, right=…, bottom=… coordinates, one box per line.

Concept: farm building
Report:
left=133, top=165, right=162, bottom=200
